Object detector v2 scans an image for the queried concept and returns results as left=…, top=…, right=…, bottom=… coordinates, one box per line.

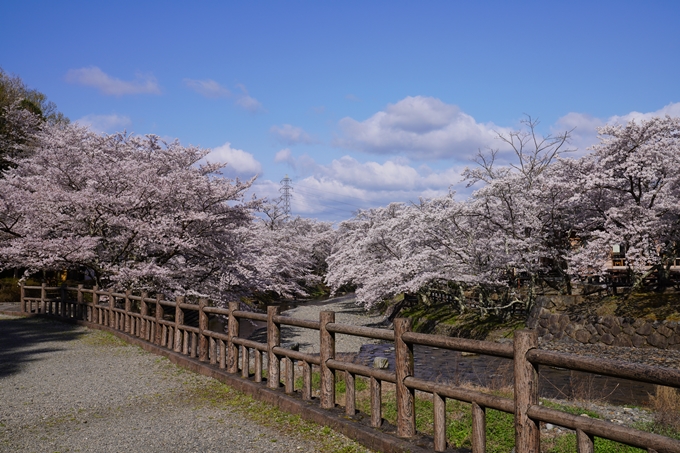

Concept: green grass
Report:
left=183, top=377, right=372, bottom=453
left=292, top=370, right=679, bottom=453
left=545, top=421, right=680, bottom=453
left=540, top=399, right=601, bottom=419
left=335, top=373, right=369, bottom=394
left=547, top=434, right=647, bottom=453
left=400, top=301, right=526, bottom=341
left=79, top=330, right=129, bottom=348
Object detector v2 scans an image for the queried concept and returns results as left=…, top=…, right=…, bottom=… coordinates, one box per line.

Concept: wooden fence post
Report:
left=60, top=284, right=67, bottom=317
left=243, top=346, right=252, bottom=379
left=77, top=284, right=83, bottom=320
left=319, top=311, right=335, bottom=409
left=302, top=361, right=312, bottom=400
left=124, top=290, right=132, bottom=333
left=140, top=291, right=148, bottom=340
left=267, top=306, right=281, bottom=388
left=154, top=296, right=163, bottom=344
left=174, top=296, right=184, bottom=352
left=370, top=376, right=382, bottom=428
left=283, top=357, right=293, bottom=392
left=228, top=302, right=240, bottom=374
left=198, top=298, right=208, bottom=362
left=108, top=289, right=114, bottom=328
left=40, top=282, right=46, bottom=314
left=345, top=370, right=356, bottom=415
left=514, top=329, right=540, bottom=453
left=577, top=428, right=594, bottom=453
left=434, top=392, right=447, bottom=451
left=92, top=285, right=99, bottom=324
left=471, top=402, right=486, bottom=453
left=395, top=317, right=415, bottom=438
left=20, top=282, right=25, bottom=313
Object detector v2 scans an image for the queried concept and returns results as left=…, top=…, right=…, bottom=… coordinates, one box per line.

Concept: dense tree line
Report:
left=0, top=67, right=69, bottom=174
left=2, top=69, right=678, bottom=312
left=0, top=72, right=332, bottom=303
left=326, top=116, right=680, bottom=312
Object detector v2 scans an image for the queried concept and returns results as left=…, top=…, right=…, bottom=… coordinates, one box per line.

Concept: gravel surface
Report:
left=0, top=314, right=367, bottom=453
left=280, top=294, right=387, bottom=354
left=542, top=340, right=680, bottom=370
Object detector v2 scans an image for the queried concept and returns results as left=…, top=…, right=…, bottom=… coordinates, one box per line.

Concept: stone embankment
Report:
left=533, top=308, right=680, bottom=350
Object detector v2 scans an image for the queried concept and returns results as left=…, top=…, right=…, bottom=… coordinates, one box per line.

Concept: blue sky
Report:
left=2, top=1, right=679, bottom=221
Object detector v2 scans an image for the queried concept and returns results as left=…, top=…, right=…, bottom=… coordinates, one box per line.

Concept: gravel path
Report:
left=0, top=314, right=368, bottom=453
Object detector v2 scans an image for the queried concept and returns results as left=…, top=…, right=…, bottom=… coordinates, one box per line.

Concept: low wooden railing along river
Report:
left=18, top=283, right=680, bottom=453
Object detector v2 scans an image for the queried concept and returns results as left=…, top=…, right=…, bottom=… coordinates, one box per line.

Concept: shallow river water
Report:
left=354, top=343, right=657, bottom=406
left=237, top=297, right=657, bottom=407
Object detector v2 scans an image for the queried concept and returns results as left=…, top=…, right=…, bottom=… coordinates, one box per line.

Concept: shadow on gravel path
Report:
left=0, top=316, right=85, bottom=379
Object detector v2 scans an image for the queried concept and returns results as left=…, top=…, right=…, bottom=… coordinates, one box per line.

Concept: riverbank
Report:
left=279, top=294, right=680, bottom=371
left=279, top=295, right=678, bottom=431
left=280, top=293, right=387, bottom=353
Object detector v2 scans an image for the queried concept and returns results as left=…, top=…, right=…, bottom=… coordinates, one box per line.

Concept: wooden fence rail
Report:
left=19, top=283, right=680, bottom=453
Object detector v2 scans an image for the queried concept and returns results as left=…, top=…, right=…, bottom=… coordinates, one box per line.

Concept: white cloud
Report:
left=204, top=142, right=262, bottom=177
left=235, top=84, right=264, bottom=113
left=183, top=79, right=231, bottom=98
left=256, top=150, right=470, bottom=220
left=320, top=156, right=467, bottom=192
left=65, top=67, right=161, bottom=96
left=75, top=114, right=132, bottom=134
left=253, top=101, right=680, bottom=221
left=554, top=102, right=680, bottom=156
left=335, top=96, right=508, bottom=159
left=608, top=102, right=680, bottom=124
left=182, top=79, right=265, bottom=113
left=345, top=94, right=361, bottom=102
left=270, top=124, right=316, bottom=145
left=274, top=148, right=295, bottom=166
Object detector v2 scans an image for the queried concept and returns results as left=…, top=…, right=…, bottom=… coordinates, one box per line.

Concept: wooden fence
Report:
left=19, top=283, right=680, bottom=453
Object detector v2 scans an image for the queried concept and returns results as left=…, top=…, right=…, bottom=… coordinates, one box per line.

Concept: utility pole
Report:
left=280, top=174, right=292, bottom=216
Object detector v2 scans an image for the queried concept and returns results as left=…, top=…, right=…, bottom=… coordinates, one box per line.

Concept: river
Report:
left=240, top=296, right=657, bottom=406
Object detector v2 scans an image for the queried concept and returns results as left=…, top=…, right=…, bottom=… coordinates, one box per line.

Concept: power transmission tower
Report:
left=280, top=174, right=293, bottom=216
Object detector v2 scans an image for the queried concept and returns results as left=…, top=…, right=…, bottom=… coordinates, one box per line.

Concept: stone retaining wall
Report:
left=533, top=307, right=680, bottom=350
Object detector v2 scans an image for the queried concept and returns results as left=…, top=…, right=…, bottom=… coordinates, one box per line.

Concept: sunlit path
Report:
left=0, top=315, right=368, bottom=453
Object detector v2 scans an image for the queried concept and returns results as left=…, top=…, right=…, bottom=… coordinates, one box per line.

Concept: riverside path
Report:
left=0, top=314, right=369, bottom=453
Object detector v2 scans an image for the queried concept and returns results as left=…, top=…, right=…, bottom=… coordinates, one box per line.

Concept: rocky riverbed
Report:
left=279, top=295, right=676, bottom=430
left=541, top=340, right=680, bottom=370
left=279, top=293, right=386, bottom=353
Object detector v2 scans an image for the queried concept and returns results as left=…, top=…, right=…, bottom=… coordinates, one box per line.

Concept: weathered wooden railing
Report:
left=19, top=284, right=680, bottom=453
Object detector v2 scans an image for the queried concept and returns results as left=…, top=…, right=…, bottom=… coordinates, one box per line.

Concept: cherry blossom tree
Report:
left=461, top=116, right=576, bottom=294
left=245, top=211, right=334, bottom=300
left=327, top=116, right=577, bottom=312
left=0, top=121, right=258, bottom=300
left=5, top=105, right=680, bottom=311
left=1, top=67, right=68, bottom=174
left=567, top=116, right=680, bottom=288
left=0, top=101, right=44, bottom=175
left=326, top=203, right=415, bottom=307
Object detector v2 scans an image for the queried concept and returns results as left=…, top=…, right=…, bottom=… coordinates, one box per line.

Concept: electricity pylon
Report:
left=280, top=174, right=292, bottom=216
